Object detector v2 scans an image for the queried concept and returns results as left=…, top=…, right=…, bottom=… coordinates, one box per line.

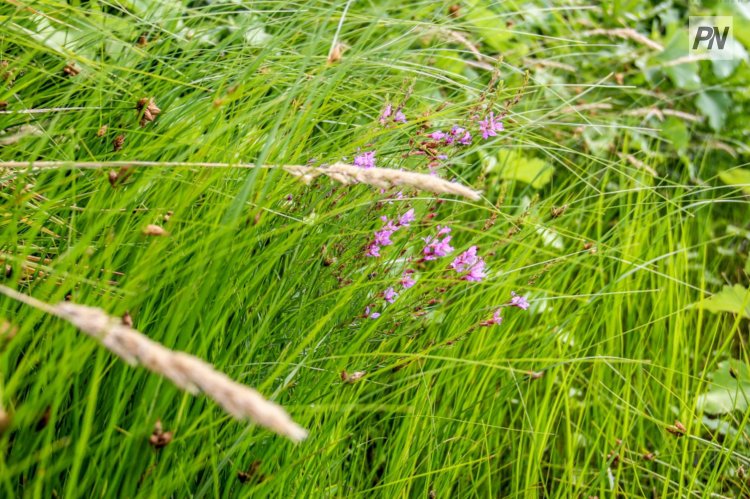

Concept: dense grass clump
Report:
left=2, top=0, right=750, bottom=496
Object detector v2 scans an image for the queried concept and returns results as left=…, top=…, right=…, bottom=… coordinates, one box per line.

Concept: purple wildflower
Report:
left=481, top=308, right=502, bottom=327
left=479, top=112, right=503, bottom=139
left=366, top=243, right=381, bottom=257
left=510, top=291, right=530, bottom=310
left=401, top=270, right=416, bottom=289
left=383, top=287, right=398, bottom=304
left=374, top=229, right=394, bottom=246
left=380, top=102, right=407, bottom=124
left=374, top=218, right=397, bottom=245
left=428, top=131, right=446, bottom=141
left=423, top=226, right=454, bottom=260
left=450, top=126, right=472, bottom=145
left=398, top=209, right=415, bottom=227
left=366, top=217, right=400, bottom=257
left=379, top=104, right=392, bottom=125
left=452, top=246, right=486, bottom=282
left=385, top=216, right=400, bottom=230
left=451, top=246, right=479, bottom=272
left=492, top=309, right=502, bottom=324
left=463, top=258, right=487, bottom=282
left=354, top=151, right=376, bottom=169
left=365, top=306, right=381, bottom=319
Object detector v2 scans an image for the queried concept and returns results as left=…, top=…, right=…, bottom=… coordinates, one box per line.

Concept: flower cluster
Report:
left=422, top=226, right=454, bottom=260
left=400, top=269, right=416, bottom=289
left=379, top=103, right=407, bottom=125
left=365, top=271, right=417, bottom=319
left=428, top=125, right=473, bottom=146
left=482, top=292, right=530, bottom=327
left=509, top=291, right=529, bottom=310
left=484, top=309, right=503, bottom=326
left=364, top=306, right=380, bottom=319
left=353, top=151, right=376, bottom=169
left=362, top=212, right=422, bottom=318
left=479, top=112, right=503, bottom=139
left=426, top=114, right=504, bottom=148
left=353, top=98, right=510, bottom=323
left=367, top=223, right=462, bottom=318
left=450, top=246, right=487, bottom=282
left=366, top=209, right=415, bottom=258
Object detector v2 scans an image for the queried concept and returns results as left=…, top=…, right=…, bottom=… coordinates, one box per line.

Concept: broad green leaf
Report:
left=244, top=25, right=271, bottom=46
left=582, top=125, right=616, bottom=157
left=711, top=38, right=748, bottom=79
left=661, top=117, right=689, bottom=152
left=432, top=48, right=467, bottom=75
left=535, top=69, right=572, bottom=101
left=15, top=16, right=93, bottom=59
left=727, top=225, right=750, bottom=240
left=697, top=360, right=750, bottom=415
left=730, top=3, right=750, bottom=47
left=694, top=284, right=750, bottom=318
left=655, top=31, right=701, bottom=90
left=493, top=150, right=554, bottom=189
left=733, top=1, right=750, bottom=20
left=122, top=0, right=185, bottom=32
left=663, top=60, right=701, bottom=90
left=463, top=1, right=513, bottom=52
left=719, top=168, right=750, bottom=194
left=536, top=227, right=563, bottom=249
left=696, top=91, right=731, bottom=131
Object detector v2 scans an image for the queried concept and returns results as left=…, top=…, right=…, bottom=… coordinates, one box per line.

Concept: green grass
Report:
left=2, top=0, right=750, bottom=497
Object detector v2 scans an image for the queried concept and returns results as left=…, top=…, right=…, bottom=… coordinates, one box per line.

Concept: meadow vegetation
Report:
left=1, top=0, right=750, bottom=496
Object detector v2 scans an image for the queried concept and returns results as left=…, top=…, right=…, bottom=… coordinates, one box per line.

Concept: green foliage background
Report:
left=1, top=0, right=750, bottom=496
